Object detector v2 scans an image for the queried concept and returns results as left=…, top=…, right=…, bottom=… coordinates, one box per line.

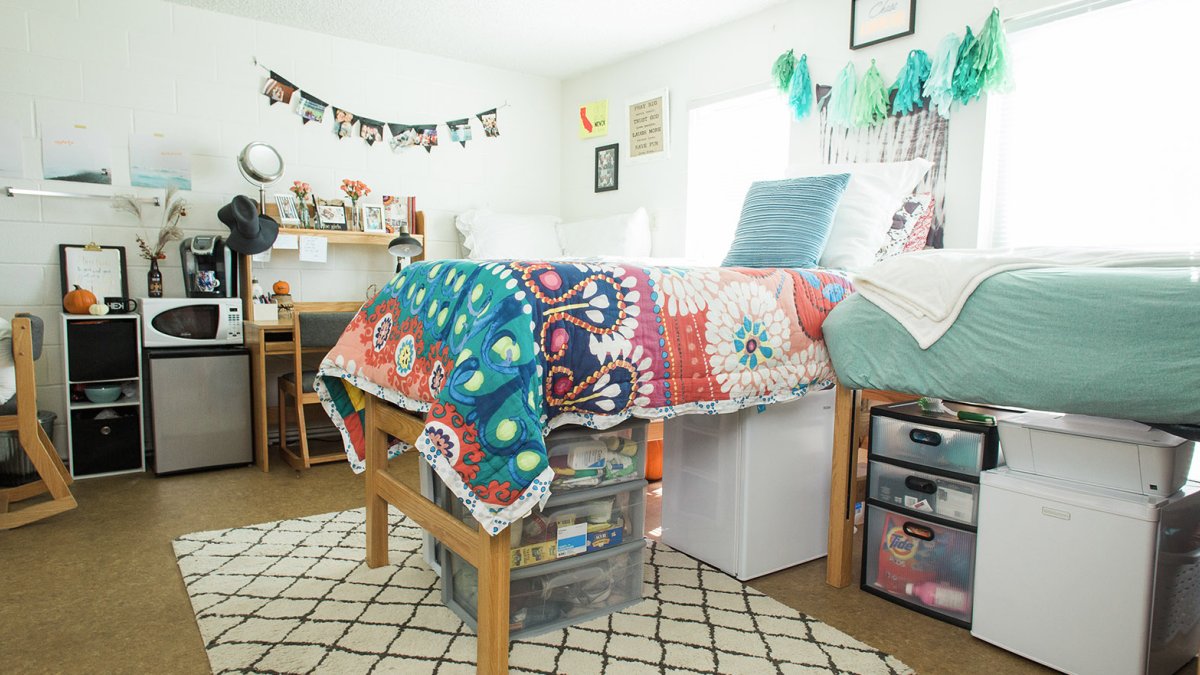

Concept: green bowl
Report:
left=84, top=385, right=122, bottom=404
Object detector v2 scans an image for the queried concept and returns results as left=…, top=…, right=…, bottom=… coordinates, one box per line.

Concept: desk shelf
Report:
left=275, top=227, right=422, bottom=247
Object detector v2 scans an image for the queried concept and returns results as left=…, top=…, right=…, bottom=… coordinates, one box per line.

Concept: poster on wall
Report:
left=627, top=89, right=669, bottom=162
left=129, top=133, right=192, bottom=190
left=578, top=99, right=608, bottom=139
left=42, top=124, right=111, bottom=184
left=0, top=120, right=22, bottom=178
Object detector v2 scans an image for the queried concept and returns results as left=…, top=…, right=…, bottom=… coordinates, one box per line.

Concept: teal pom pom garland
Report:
left=952, top=26, right=983, bottom=104
left=852, top=59, right=890, bottom=127
left=772, top=49, right=796, bottom=92
left=826, top=62, right=857, bottom=128
left=973, top=7, right=1015, bottom=93
left=924, top=32, right=961, bottom=118
left=788, top=53, right=814, bottom=119
left=890, top=49, right=931, bottom=116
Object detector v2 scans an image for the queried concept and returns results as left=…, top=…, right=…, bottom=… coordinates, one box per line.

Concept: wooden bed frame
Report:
left=358, top=382, right=913, bottom=672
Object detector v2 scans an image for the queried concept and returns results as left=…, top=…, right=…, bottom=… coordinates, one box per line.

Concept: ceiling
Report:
left=166, top=0, right=790, bottom=79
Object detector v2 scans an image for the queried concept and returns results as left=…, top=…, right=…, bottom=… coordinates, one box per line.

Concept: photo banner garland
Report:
left=257, top=63, right=502, bottom=154
left=772, top=7, right=1012, bottom=128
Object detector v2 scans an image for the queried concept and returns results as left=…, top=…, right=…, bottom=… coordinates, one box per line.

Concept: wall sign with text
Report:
left=627, top=89, right=670, bottom=162
left=851, top=0, right=916, bottom=50
left=578, top=99, right=609, bottom=139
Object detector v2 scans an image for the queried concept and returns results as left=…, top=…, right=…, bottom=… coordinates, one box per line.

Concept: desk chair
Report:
left=277, top=306, right=359, bottom=470
left=0, top=315, right=76, bottom=529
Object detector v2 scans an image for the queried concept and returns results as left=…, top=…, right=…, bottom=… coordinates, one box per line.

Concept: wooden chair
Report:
left=0, top=316, right=76, bottom=529
left=277, top=305, right=360, bottom=470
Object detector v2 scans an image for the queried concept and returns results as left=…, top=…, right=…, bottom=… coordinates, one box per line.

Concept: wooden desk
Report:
left=244, top=301, right=364, bottom=471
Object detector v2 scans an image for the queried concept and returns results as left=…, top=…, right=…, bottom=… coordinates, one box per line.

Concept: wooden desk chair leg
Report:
left=476, top=525, right=511, bottom=675
left=826, top=385, right=857, bottom=588
left=364, top=395, right=390, bottom=568
left=295, top=397, right=311, bottom=469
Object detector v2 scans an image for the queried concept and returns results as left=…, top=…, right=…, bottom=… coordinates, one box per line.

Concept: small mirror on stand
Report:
left=236, top=142, right=284, bottom=214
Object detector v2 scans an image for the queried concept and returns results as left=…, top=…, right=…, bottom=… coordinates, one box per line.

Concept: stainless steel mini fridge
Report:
left=144, top=346, right=252, bottom=474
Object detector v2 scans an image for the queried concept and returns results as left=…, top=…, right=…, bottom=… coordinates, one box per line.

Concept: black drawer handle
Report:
left=905, top=476, right=937, bottom=494
left=903, top=522, right=935, bottom=541
left=909, top=428, right=942, bottom=446
left=100, top=426, right=112, bottom=436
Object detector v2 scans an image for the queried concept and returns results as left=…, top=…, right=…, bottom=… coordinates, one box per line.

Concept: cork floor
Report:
left=0, top=452, right=1195, bottom=674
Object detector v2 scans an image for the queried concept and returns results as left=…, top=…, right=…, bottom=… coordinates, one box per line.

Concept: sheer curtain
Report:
left=685, top=89, right=791, bottom=264
left=986, top=0, right=1200, bottom=249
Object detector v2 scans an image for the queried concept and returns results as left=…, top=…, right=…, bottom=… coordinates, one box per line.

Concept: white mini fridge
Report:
left=972, top=468, right=1200, bottom=675
left=661, top=387, right=835, bottom=581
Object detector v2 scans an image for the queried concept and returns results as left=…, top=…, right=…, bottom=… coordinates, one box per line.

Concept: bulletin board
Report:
left=58, top=244, right=128, bottom=300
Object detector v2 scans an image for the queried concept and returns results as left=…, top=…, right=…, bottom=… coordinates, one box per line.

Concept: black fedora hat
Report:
left=218, top=195, right=280, bottom=255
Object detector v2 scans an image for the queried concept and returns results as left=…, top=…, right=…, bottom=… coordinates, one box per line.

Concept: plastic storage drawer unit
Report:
left=862, top=503, right=977, bottom=626
left=546, top=420, right=648, bottom=494
left=442, top=539, right=645, bottom=639
left=868, top=460, right=981, bottom=526
left=870, top=403, right=1002, bottom=478
left=445, top=480, right=648, bottom=570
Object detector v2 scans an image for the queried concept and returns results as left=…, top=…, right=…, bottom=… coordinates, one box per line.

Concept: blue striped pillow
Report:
left=721, top=174, right=851, bottom=269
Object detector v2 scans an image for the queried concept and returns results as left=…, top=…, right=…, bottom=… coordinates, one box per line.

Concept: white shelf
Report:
left=68, top=398, right=140, bottom=411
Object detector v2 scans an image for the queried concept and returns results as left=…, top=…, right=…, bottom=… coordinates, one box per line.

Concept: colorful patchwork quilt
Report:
left=316, top=260, right=853, bottom=534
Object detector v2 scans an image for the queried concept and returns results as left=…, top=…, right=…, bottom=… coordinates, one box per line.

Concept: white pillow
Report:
left=0, top=317, right=14, bottom=408
left=557, top=208, right=652, bottom=258
left=455, top=210, right=563, bottom=259
left=786, top=158, right=932, bottom=271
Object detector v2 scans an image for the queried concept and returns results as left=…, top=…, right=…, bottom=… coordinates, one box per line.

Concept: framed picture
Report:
left=595, top=143, right=618, bottom=193
left=362, top=204, right=385, bottom=232
left=851, top=0, right=916, bottom=49
left=626, top=89, right=669, bottom=163
left=59, top=243, right=128, bottom=300
left=273, top=194, right=300, bottom=225
left=315, top=198, right=347, bottom=231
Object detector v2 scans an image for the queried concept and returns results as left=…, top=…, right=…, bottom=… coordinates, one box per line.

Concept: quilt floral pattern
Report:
left=317, top=260, right=852, bottom=533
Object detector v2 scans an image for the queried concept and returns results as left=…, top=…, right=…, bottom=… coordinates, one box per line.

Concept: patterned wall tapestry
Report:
left=816, top=85, right=949, bottom=248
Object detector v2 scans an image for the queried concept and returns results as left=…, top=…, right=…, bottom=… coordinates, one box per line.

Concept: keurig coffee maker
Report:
left=180, top=236, right=237, bottom=298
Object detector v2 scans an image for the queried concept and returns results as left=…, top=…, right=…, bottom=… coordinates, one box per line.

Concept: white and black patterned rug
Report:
left=174, top=508, right=911, bottom=674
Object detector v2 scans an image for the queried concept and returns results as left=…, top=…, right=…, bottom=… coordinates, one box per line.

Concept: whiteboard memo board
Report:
left=58, top=244, right=129, bottom=300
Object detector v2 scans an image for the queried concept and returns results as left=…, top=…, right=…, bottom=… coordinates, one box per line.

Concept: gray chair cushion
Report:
left=279, top=370, right=318, bottom=393
left=0, top=398, right=14, bottom=415
left=13, top=313, right=44, bottom=361
left=298, top=311, right=356, bottom=349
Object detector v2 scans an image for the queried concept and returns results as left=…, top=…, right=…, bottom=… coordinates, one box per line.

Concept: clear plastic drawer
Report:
left=862, top=504, right=977, bottom=626
left=870, top=403, right=999, bottom=478
left=441, top=539, right=646, bottom=640
left=546, top=419, right=648, bottom=494
left=447, top=480, right=647, bottom=571
left=868, top=460, right=980, bottom=526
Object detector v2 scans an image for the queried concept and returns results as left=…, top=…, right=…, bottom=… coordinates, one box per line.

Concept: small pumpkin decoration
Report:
left=63, top=285, right=97, bottom=314
left=272, top=280, right=290, bottom=295
left=88, top=303, right=110, bottom=316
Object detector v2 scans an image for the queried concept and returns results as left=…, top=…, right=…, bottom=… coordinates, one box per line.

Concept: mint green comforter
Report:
left=824, top=266, right=1200, bottom=423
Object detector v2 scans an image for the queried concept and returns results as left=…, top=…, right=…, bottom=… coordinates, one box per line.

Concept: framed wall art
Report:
left=59, top=243, right=128, bottom=300
left=627, top=89, right=669, bottom=162
left=851, top=0, right=916, bottom=50
left=595, top=143, right=618, bottom=193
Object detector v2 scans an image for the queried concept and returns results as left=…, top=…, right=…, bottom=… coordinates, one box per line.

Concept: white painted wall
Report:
left=0, top=0, right=561, bottom=451
left=558, top=0, right=1055, bottom=256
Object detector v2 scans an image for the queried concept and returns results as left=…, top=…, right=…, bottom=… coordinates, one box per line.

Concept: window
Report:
left=985, top=0, right=1200, bottom=249
left=685, top=88, right=791, bottom=264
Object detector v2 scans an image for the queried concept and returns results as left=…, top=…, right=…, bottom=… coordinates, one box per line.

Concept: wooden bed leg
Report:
left=826, top=385, right=857, bottom=588
left=475, top=524, right=511, bottom=675
left=364, top=395, right=390, bottom=568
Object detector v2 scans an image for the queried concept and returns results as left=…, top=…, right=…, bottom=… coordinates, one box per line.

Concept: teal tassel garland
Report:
left=973, top=7, right=1015, bottom=93
left=890, top=49, right=931, bottom=116
left=852, top=59, right=889, bottom=127
left=951, top=26, right=983, bottom=104
left=772, top=49, right=796, bottom=92
left=787, top=53, right=813, bottom=119
left=924, top=32, right=960, bottom=118
left=827, top=62, right=856, bottom=127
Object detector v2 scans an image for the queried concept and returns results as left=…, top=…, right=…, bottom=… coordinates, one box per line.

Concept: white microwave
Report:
left=139, top=298, right=243, bottom=348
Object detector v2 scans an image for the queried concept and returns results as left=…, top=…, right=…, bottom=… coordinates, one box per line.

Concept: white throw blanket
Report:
left=852, top=247, right=1200, bottom=349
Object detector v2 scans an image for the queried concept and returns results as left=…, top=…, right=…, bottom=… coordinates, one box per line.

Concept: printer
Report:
left=998, top=412, right=1195, bottom=497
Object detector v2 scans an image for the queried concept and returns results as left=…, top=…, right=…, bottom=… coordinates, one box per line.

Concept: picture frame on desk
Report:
left=315, top=198, right=348, bottom=231
left=362, top=204, right=385, bottom=232
left=272, top=194, right=301, bottom=225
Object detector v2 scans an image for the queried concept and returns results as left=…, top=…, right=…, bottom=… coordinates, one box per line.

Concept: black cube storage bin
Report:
left=69, top=407, right=142, bottom=476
